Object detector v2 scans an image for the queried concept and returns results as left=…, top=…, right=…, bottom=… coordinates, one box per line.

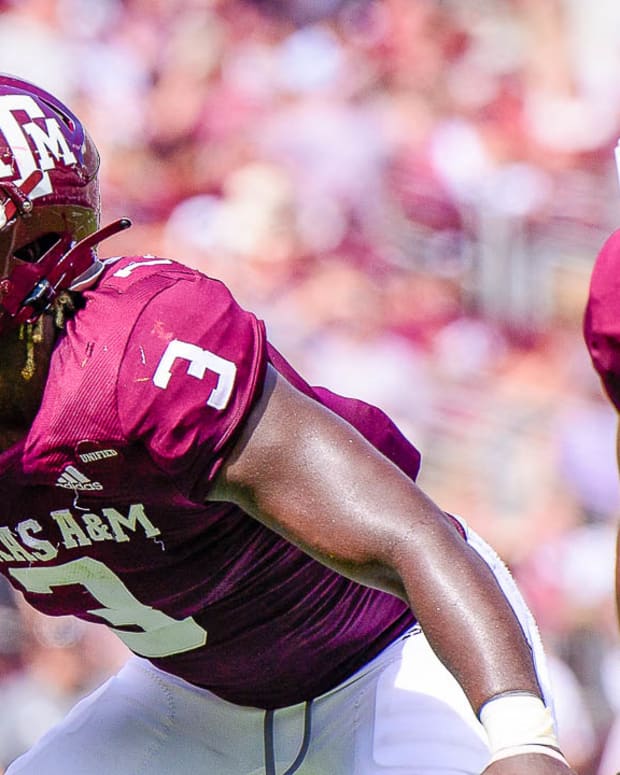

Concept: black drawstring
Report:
left=263, top=700, right=313, bottom=775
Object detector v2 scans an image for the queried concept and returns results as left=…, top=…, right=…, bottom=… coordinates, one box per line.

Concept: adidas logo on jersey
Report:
left=56, top=465, right=103, bottom=491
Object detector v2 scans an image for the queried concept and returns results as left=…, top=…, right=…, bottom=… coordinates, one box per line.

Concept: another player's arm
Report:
left=208, top=365, right=575, bottom=775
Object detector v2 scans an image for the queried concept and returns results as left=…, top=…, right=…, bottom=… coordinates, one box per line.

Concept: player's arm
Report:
left=208, top=365, right=575, bottom=774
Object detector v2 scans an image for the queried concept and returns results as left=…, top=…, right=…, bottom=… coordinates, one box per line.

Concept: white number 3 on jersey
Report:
left=153, top=339, right=237, bottom=410
left=11, top=558, right=207, bottom=658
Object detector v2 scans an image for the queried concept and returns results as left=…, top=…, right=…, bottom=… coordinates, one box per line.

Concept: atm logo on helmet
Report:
left=0, top=93, right=78, bottom=199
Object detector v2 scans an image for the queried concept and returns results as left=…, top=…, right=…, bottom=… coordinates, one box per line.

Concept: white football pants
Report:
left=6, top=526, right=555, bottom=775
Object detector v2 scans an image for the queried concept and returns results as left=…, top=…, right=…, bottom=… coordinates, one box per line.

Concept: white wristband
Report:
left=487, top=744, right=569, bottom=766
left=479, top=693, right=568, bottom=767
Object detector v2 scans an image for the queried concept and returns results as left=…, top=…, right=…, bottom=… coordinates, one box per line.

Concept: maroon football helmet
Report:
left=0, top=74, right=130, bottom=333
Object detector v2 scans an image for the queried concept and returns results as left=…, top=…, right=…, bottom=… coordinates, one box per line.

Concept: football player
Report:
left=0, top=74, right=574, bottom=774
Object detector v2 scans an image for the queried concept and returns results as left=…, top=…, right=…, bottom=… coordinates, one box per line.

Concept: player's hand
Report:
left=483, top=753, right=577, bottom=775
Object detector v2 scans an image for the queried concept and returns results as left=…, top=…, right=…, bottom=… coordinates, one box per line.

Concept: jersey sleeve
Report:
left=118, top=270, right=267, bottom=501
left=584, top=229, right=620, bottom=411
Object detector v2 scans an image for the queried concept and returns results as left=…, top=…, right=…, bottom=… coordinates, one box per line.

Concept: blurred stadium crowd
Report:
left=1, top=0, right=620, bottom=772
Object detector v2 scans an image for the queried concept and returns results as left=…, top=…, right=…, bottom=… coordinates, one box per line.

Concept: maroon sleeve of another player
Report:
left=585, top=229, right=620, bottom=411
left=118, top=272, right=267, bottom=501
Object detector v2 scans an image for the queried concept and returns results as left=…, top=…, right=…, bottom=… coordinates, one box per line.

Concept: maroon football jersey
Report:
left=585, top=229, right=620, bottom=410
left=0, top=256, right=426, bottom=708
